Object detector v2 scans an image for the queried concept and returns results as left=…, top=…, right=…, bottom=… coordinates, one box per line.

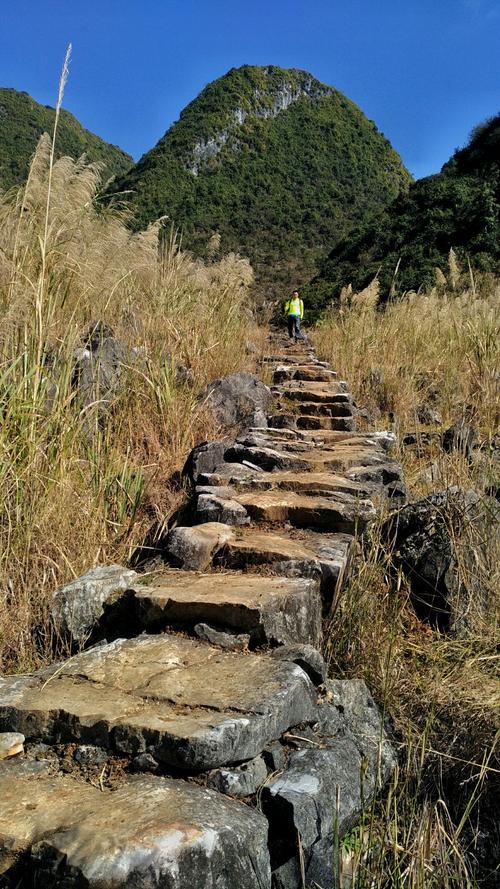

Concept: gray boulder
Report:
left=207, top=755, right=267, bottom=798
left=194, top=623, right=251, bottom=651
left=203, top=372, right=272, bottom=431
left=183, top=438, right=234, bottom=485
left=165, top=522, right=234, bottom=570
left=262, top=678, right=396, bottom=889
left=382, top=488, right=484, bottom=631
left=73, top=321, right=130, bottom=413
left=195, top=492, right=249, bottom=526
left=0, top=770, right=272, bottom=888
left=52, top=565, right=138, bottom=645
left=271, top=644, right=327, bottom=686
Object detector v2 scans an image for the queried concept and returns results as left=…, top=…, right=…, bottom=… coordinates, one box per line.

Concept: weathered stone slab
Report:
left=235, top=490, right=376, bottom=533
left=125, top=570, right=322, bottom=647
left=165, top=522, right=235, bottom=570
left=195, top=492, right=250, bottom=525
left=51, top=564, right=138, bottom=645
left=0, top=769, right=271, bottom=887
left=271, top=644, right=327, bottom=686
left=296, top=415, right=355, bottom=432
left=207, top=754, right=268, bottom=798
left=279, top=380, right=345, bottom=402
left=216, top=527, right=353, bottom=602
left=225, top=443, right=312, bottom=472
left=182, top=438, right=233, bottom=485
left=273, top=365, right=338, bottom=384
left=296, top=397, right=353, bottom=414
left=0, top=635, right=316, bottom=770
left=262, top=679, right=397, bottom=889
left=204, top=468, right=373, bottom=500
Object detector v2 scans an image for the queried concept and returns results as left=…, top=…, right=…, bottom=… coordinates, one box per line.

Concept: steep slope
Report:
left=0, top=88, right=132, bottom=190
left=307, top=114, right=500, bottom=314
left=110, top=65, right=410, bottom=294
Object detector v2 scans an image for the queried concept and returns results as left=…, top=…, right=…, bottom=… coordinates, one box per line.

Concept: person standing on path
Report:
left=284, top=290, right=304, bottom=341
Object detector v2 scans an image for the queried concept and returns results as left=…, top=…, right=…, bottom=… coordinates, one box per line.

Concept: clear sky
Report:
left=1, top=0, right=499, bottom=179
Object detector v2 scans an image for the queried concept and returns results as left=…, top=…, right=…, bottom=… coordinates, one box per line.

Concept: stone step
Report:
left=273, top=365, right=338, bottom=384
left=109, top=570, right=322, bottom=648
left=294, top=396, right=353, bottom=414
left=278, top=380, right=347, bottom=402
left=0, top=767, right=271, bottom=887
left=215, top=527, right=353, bottom=606
left=199, top=468, right=375, bottom=500
left=296, top=415, right=355, bottom=432
left=0, top=635, right=316, bottom=771
left=234, top=489, right=376, bottom=533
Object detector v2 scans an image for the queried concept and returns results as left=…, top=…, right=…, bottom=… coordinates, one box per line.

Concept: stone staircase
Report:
left=0, top=332, right=404, bottom=889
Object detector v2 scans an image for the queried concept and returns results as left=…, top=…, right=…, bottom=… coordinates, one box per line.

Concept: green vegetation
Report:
left=109, top=65, right=410, bottom=295
left=306, top=114, right=500, bottom=316
left=0, top=87, right=132, bottom=190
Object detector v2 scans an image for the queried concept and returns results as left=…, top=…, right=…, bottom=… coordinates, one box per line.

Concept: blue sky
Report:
left=1, top=0, right=499, bottom=179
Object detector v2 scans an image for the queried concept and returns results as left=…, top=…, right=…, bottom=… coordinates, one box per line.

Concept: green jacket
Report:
left=284, top=297, right=304, bottom=319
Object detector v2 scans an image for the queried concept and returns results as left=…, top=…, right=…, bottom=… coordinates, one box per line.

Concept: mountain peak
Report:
left=111, top=66, right=411, bottom=294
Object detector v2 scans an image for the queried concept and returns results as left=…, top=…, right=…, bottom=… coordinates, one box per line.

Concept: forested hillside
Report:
left=109, top=65, right=411, bottom=294
left=306, top=114, right=500, bottom=316
left=0, top=87, right=132, bottom=190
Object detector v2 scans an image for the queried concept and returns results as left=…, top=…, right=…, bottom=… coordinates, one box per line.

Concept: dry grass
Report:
left=0, top=135, right=264, bottom=673
left=315, top=279, right=499, bottom=436
left=314, top=281, right=499, bottom=886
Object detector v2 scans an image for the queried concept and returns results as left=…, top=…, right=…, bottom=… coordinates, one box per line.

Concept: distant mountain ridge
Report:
left=0, top=87, right=132, bottom=191
left=110, top=65, right=411, bottom=294
left=306, top=113, right=500, bottom=315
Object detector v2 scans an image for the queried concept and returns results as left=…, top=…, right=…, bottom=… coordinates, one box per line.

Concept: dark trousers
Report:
left=287, top=315, right=301, bottom=339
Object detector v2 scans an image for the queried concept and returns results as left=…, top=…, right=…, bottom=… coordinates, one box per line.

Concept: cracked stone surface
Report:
left=165, top=522, right=235, bottom=570
left=278, top=380, right=346, bottom=402
left=273, top=365, right=339, bottom=384
left=0, top=768, right=271, bottom=887
left=0, top=634, right=316, bottom=770
left=263, top=679, right=397, bottom=889
left=234, top=489, right=376, bottom=533
left=216, top=527, right=353, bottom=603
left=123, top=570, right=322, bottom=647
left=51, top=564, right=138, bottom=645
left=207, top=754, right=268, bottom=798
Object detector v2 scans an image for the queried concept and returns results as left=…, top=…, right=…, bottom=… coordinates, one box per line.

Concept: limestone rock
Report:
left=183, top=438, right=233, bottom=485
left=442, top=422, right=476, bottom=460
left=207, top=755, right=267, bottom=798
left=0, top=634, right=317, bottom=770
left=125, top=570, right=322, bottom=647
left=203, top=372, right=272, bottom=431
left=195, top=492, right=249, bottom=525
left=382, top=488, right=484, bottom=630
left=194, top=623, right=250, bottom=650
left=234, top=489, right=376, bottom=534
left=216, top=528, right=353, bottom=610
left=262, top=678, right=397, bottom=889
left=51, top=564, right=138, bottom=645
left=0, top=770, right=271, bottom=888
left=73, top=321, right=130, bottom=414
left=165, top=522, right=234, bottom=570
left=271, top=644, right=327, bottom=686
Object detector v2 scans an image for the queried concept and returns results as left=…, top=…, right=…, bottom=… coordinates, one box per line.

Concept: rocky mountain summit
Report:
left=110, top=65, right=410, bottom=294
left=0, top=332, right=404, bottom=888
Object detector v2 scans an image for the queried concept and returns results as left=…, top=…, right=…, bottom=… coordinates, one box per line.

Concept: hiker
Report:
left=284, top=290, right=304, bottom=341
